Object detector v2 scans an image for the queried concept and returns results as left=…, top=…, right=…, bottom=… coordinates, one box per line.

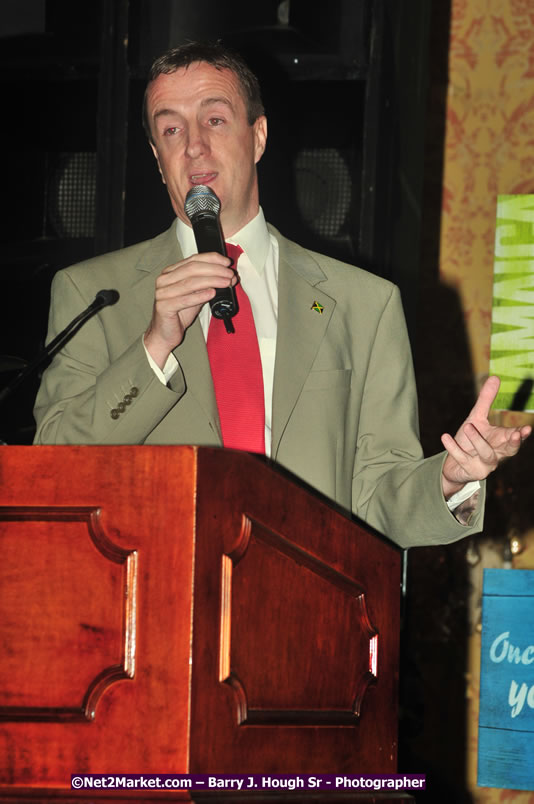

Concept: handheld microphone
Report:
left=184, top=185, right=237, bottom=334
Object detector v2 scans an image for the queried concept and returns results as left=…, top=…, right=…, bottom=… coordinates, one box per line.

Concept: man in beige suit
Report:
left=33, top=42, right=530, bottom=548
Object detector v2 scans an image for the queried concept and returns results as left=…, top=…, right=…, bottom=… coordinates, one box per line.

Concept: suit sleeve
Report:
left=33, top=270, right=185, bottom=444
left=351, top=284, right=485, bottom=548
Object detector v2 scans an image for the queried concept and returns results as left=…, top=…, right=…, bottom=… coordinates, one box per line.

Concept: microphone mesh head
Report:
left=184, top=185, right=221, bottom=221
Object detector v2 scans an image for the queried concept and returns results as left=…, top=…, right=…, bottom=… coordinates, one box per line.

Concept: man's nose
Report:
left=185, top=123, right=209, bottom=158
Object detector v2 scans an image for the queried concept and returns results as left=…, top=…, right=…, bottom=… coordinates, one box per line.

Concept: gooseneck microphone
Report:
left=184, top=185, right=238, bottom=334
left=0, top=289, right=120, bottom=408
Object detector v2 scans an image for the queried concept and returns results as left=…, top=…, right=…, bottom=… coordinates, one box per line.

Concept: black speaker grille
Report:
left=47, top=152, right=96, bottom=239
left=294, top=148, right=352, bottom=238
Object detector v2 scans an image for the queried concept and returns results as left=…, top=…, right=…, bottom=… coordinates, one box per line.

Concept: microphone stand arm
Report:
left=0, top=291, right=118, bottom=408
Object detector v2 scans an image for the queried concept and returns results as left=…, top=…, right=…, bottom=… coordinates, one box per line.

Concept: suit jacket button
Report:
left=110, top=408, right=120, bottom=419
left=124, top=394, right=132, bottom=404
left=130, top=387, right=139, bottom=397
left=117, top=402, right=126, bottom=412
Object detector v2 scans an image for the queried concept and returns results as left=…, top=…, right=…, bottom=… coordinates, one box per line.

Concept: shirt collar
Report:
left=175, top=207, right=270, bottom=274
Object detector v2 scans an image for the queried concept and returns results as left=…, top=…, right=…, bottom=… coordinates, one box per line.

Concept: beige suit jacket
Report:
left=34, top=221, right=484, bottom=547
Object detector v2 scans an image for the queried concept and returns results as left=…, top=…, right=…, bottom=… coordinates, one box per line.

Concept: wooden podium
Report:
left=0, top=446, right=408, bottom=801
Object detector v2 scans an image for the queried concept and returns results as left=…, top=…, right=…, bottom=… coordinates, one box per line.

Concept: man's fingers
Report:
left=468, top=375, right=500, bottom=421
left=155, top=272, right=234, bottom=301
left=461, top=422, right=496, bottom=463
left=499, top=426, right=531, bottom=457
left=520, top=424, right=532, bottom=441
left=442, top=426, right=496, bottom=470
left=158, top=287, right=215, bottom=310
left=161, top=251, right=232, bottom=275
left=443, top=422, right=531, bottom=474
left=441, top=432, right=470, bottom=466
left=158, top=267, right=235, bottom=288
left=441, top=390, right=531, bottom=487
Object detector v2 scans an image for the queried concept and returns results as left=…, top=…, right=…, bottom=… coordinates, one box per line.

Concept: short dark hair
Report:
left=142, top=41, right=265, bottom=141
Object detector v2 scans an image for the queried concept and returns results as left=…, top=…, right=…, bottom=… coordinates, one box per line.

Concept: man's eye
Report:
left=208, top=117, right=224, bottom=126
left=164, top=126, right=179, bottom=136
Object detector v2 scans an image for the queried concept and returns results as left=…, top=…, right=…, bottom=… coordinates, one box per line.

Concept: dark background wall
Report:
left=0, top=0, right=430, bottom=444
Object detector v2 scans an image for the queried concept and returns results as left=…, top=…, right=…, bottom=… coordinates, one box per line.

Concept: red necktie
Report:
left=207, top=244, right=266, bottom=454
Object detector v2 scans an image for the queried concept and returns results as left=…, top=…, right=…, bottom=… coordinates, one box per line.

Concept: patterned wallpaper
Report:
left=442, top=0, right=534, bottom=391
left=436, top=2, right=534, bottom=801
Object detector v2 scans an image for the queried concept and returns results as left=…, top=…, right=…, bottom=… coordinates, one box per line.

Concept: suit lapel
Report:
left=130, top=222, right=221, bottom=441
left=129, top=223, right=182, bottom=325
left=172, top=318, right=221, bottom=440
left=271, top=231, right=335, bottom=458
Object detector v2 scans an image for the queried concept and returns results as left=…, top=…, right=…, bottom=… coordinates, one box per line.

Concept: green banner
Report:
left=489, top=195, right=534, bottom=411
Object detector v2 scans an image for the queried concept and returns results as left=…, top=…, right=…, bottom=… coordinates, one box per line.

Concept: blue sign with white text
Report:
left=478, top=569, right=534, bottom=791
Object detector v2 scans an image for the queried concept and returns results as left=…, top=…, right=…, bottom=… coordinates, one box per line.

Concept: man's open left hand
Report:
left=441, top=375, right=531, bottom=498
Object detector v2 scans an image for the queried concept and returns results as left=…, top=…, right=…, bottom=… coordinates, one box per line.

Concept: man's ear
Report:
left=253, top=115, right=267, bottom=165
left=150, top=142, right=166, bottom=185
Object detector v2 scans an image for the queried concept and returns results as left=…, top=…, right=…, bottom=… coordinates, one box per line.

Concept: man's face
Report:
left=146, top=61, right=267, bottom=237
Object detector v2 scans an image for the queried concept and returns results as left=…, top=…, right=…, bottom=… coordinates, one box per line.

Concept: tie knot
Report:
left=226, top=242, right=243, bottom=264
